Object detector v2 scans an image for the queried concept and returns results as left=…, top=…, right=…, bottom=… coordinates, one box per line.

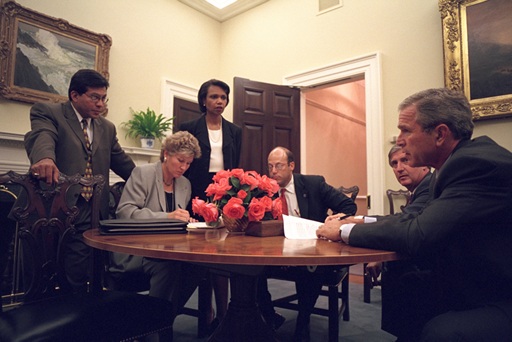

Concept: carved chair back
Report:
left=386, top=189, right=411, bottom=215
left=108, top=181, right=125, bottom=219
left=338, top=185, right=359, bottom=201
left=0, top=171, right=104, bottom=302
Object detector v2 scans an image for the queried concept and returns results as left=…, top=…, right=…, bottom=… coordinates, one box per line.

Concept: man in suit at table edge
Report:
left=258, top=146, right=357, bottom=341
left=24, top=69, right=135, bottom=289
left=365, top=144, right=432, bottom=280
left=365, top=144, right=432, bottom=339
left=317, top=88, right=512, bottom=341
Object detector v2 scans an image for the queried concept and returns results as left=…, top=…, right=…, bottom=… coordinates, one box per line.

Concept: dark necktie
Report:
left=81, top=119, right=93, bottom=201
left=280, top=188, right=289, bottom=216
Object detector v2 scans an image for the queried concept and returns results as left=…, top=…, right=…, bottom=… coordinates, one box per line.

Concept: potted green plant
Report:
left=121, top=107, right=173, bottom=148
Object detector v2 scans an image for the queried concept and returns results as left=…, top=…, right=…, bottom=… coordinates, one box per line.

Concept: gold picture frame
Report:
left=0, top=1, right=111, bottom=104
left=439, top=0, right=512, bottom=121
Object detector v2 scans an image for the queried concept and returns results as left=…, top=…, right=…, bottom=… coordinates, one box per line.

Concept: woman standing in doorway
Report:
left=179, top=78, right=242, bottom=331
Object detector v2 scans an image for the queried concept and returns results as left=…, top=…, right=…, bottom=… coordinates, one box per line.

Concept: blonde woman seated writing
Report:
left=110, top=131, right=205, bottom=337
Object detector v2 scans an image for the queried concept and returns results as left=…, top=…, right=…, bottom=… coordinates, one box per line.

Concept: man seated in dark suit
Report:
left=317, top=88, right=512, bottom=341
left=365, top=144, right=431, bottom=282
left=365, top=144, right=432, bottom=338
left=258, top=146, right=356, bottom=341
left=388, top=144, right=431, bottom=213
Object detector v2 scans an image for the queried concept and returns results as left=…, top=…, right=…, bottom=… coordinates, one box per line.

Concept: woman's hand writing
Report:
left=168, top=208, right=190, bottom=222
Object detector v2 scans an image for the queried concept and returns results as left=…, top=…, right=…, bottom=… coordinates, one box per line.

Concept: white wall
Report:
left=2, top=0, right=511, bottom=193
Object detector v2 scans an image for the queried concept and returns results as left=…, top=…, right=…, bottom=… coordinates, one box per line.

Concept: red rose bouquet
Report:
left=192, top=169, right=282, bottom=224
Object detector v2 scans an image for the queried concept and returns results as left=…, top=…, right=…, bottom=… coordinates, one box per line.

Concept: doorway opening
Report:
left=284, top=52, right=384, bottom=214
left=302, top=77, right=367, bottom=215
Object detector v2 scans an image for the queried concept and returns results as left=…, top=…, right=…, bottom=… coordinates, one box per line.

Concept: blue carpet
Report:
left=173, top=277, right=396, bottom=341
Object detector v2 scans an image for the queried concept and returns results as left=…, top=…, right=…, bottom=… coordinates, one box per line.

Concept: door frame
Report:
left=161, top=79, right=197, bottom=131
left=283, top=52, right=384, bottom=214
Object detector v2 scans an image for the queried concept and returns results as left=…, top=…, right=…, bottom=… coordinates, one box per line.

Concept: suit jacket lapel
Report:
left=429, top=170, right=438, bottom=199
left=91, top=118, right=103, bottom=156
left=432, top=139, right=468, bottom=199
left=64, top=102, right=90, bottom=154
left=294, top=174, right=309, bottom=218
left=155, top=162, right=189, bottom=212
left=221, top=117, right=233, bottom=148
left=195, top=116, right=211, bottom=150
left=156, top=162, right=167, bottom=211
left=174, top=178, right=187, bottom=208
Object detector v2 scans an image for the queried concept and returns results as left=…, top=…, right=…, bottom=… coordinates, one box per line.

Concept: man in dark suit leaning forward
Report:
left=258, top=146, right=357, bottom=341
left=25, top=69, right=135, bottom=289
left=317, top=88, right=512, bottom=341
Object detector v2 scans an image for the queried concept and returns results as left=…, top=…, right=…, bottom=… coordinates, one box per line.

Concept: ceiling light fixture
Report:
left=179, top=0, right=268, bottom=22
left=205, top=0, right=237, bottom=9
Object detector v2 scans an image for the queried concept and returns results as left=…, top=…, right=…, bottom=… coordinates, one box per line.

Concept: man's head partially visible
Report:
left=388, top=145, right=430, bottom=192
left=68, top=69, right=109, bottom=120
left=267, top=146, right=295, bottom=188
left=396, top=88, right=474, bottom=170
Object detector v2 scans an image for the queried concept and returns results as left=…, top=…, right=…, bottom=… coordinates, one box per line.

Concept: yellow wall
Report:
left=2, top=0, right=512, bottom=193
left=1, top=0, right=222, bottom=136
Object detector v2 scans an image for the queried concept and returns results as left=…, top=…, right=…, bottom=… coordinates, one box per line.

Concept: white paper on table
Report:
left=187, top=222, right=210, bottom=228
left=186, top=222, right=224, bottom=233
left=282, top=214, right=321, bottom=239
left=187, top=222, right=225, bottom=228
left=282, top=238, right=318, bottom=254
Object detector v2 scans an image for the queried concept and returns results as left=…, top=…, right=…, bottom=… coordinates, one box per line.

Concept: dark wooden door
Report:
left=233, top=77, right=300, bottom=175
left=172, top=97, right=202, bottom=133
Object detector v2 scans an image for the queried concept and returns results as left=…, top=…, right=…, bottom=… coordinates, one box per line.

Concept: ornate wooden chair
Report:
left=0, top=183, right=22, bottom=308
left=387, top=189, right=411, bottom=215
left=337, top=185, right=359, bottom=202
left=0, top=171, right=174, bottom=341
left=338, top=185, right=375, bottom=306
left=338, top=186, right=377, bottom=304
left=108, top=181, right=126, bottom=219
left=271, top=267, right=350, bottom=342
left=363, top=189, right=412, bottom=303
left=269, top=185, right=359, bottom=342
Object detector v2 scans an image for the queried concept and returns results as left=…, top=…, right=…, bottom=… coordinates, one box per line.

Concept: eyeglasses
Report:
left=268, top=163, right=288, bottom=171
left=84, top=93, right=109, bottom=104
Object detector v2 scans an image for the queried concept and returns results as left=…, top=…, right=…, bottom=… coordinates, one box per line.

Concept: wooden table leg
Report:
left=208, top=273, right=278, bottom=342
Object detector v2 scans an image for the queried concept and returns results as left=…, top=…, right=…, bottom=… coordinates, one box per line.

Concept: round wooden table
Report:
left=84, top=228, right=399, bottom=341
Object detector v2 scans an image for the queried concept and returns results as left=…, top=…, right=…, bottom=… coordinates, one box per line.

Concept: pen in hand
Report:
left=338, top=214, right=352, bottom=221
left=176, top=204, right=193, bottom=222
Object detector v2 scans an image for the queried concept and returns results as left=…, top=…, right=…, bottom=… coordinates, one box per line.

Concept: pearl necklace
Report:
left=164, top=178, right=174, bottom=187
left=208, top=120, right=222, bottom=144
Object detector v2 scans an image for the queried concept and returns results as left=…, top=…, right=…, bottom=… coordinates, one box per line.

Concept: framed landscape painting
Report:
left=439, top=0, right=512, bottom=120
left=0, top=1, right=111, bottom=103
